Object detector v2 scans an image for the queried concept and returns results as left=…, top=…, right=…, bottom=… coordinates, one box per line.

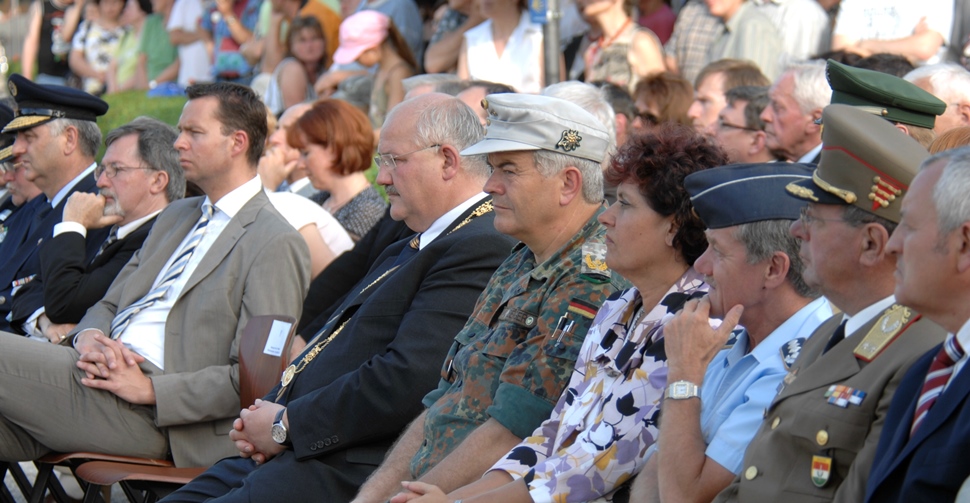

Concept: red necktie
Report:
left=911, top=334, right=964, bottom=435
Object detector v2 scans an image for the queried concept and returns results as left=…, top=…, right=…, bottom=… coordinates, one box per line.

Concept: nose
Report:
left=597, top=201, right=617, bottom=227
left=789, top=217, right=806, bottom=240
left=95, top=170, right=111, bottom=189
left=760, top=106, right=773, bottom=124
left=687, top=100, right=702, bottom=120
left=483, top=170, right=502, bottom=195
left=694, top=246, right=714, bottom=276
left=173, top=132, right=188, bottom=151
left=11, top=134, right=26, bottom=155
left=375, top=161, right=392, bottom=187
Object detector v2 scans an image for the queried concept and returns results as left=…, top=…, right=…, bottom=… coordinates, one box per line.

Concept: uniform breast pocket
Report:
left=481, top=321, right=533, bottom=358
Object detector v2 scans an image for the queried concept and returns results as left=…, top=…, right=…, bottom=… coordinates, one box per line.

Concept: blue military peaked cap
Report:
left=2, top=74, right=109, bottom=134
left=0, top=103, right=14, bottom=163
left=685, top=163, right=814, bottom=229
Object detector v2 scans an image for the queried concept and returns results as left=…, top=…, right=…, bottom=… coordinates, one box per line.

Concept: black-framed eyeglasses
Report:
left=716, top=118, right=760, bottom=132
left=799, top=206, right=846, bottom=227
left=374, top=144, right=441, bottom=169
left=95, top=163, right=154, bottom=179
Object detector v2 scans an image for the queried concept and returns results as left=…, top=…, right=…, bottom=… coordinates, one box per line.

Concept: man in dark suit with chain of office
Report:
left=161, top=93, right=515, bottom=502
left=713, top=104, right=947, bottom=503
left=9, top=117, right=186, bottom=342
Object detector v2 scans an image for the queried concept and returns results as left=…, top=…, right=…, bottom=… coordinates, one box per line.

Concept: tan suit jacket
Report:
left=75, top=190, right=311, bottom=466
left=714, top=305, right=946, bottom=503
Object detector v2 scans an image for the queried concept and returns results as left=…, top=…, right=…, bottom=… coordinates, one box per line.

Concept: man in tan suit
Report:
left=713, top=105, right=947, bottom=503
left=0, top=82, right=310, bottom=467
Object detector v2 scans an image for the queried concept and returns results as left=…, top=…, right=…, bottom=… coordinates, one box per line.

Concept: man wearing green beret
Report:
left=827, top=59, right=946, bottom=148
left=713, top=104, right=947, bottom=503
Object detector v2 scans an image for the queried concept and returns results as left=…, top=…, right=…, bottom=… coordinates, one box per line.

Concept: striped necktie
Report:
left=94, top=225, right=119, bottom=260
left=109, top=204, right=214, bottom=338
left=911, top=334, right=965, bottom=435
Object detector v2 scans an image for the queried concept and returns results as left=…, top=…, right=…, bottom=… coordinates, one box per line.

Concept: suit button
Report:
left=816, top=430, right=829, bottom=446
left=0, top=296, right=5, bottom=305
left=771, top=417, right=780, bottom=429
left=316, top=440, right=325, bottom=449
left=745, top=466, right=758, bottom=480
left=324, top=438, right=331, bottom=447
left=309, top=444, right=317, bottom=451
left=330, top=435, right=339, bottom=444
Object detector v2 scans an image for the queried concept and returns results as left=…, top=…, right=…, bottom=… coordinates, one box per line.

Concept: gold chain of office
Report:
left=275, top=199, right=493, bottom=401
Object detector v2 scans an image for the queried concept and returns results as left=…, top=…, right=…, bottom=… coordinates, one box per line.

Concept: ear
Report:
left=807, top=109, right=823, bottom=134
left=763, top=251, right=791, bottom=290
left=858, top=221, right=891, bottom=266
left=893, top=123, right=910, bottom=136
left=230, top=130, right=249, bottom=159
left=559, top=166, right=583, bottom=206
left=957, top=102, right=970, bottom=126
left=614, top=113, right=628, bottom=142
left=664, top=217, right=678, bottom=247
left=749, top=130, right=767, bottom=155
left=956, top=222, right=970, bottom=273
left=61, top=124, right=79, bottom=156
left=439, top=144, right=460, bottom=181
left=149, top=169, right=170, bottom=196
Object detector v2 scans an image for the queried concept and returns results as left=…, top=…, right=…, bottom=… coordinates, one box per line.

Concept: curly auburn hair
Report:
left=605, top=123, right=728, bottom=265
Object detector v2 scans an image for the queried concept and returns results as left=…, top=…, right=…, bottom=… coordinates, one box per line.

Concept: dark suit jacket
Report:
left=297, top=208, right=411, bottom=335
left=247, top=198, right=514, bottom=501
left=865, top=341, right=970, bottom=503
left=0, top=175, right=109, bottom=331
left=8, top=216, right=157, bottom=331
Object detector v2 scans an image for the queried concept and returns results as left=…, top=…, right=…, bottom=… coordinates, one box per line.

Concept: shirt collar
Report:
left=286, top=177, right=312, bottom=194
left=954, top=317, right=970, bottom=357
left=116, top=209, right=162, bottom=240
left=747, top=296, right=833, bottom=363
left=204, top=176, right=262, bottom=219
left=419, top=192, right=488, bottom=249
left=844, top=295, right=896, bottom=338
left=796, top=143, right=823, bottom=164
left=50, top=163, right=96, bottom=207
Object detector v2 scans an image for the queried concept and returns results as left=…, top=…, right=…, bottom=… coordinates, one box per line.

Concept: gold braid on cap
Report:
left=869, top=176, right=904, bottom=209
left=812, top=171, right=857, bottom=204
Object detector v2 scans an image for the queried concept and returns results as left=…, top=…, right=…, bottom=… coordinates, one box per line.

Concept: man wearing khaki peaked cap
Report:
left=713, top=104, right=947, bottom=503
left=352, top=93, right=626, bottom=503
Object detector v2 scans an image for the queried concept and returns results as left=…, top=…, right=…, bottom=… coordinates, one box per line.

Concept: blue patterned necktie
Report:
left=109, top=204, right=214, bottom=338
left=94, top=225, right=119, bottom=260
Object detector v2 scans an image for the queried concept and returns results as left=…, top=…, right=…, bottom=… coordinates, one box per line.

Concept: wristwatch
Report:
left=665, top=380, right=700, bottom=400
left=271, top=407, right=291, bottom=446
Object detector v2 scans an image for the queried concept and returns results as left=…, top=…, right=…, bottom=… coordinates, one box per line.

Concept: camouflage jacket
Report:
left=409, top=207, right=628, bottom=477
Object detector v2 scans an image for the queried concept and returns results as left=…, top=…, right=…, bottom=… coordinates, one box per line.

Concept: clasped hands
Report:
left=74, top=329, right=156, bottom=404
left=230, top=398, right=287, bottom=464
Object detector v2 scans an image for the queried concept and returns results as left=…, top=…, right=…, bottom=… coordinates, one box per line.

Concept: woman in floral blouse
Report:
left=393, top=125, right=729, bottom=503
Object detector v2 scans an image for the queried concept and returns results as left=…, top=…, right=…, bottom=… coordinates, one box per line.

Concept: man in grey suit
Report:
left=0, top=82, right=311, bottom=468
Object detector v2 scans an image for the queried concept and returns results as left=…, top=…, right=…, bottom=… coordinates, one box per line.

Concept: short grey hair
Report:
left=47, top=118, right=102, bottom=158
left=842, top=204, right=898, bottom=236
left=905, top=64, right=970, bottom=107
left=784, top=61, right=830, bottom=116
left=542, top=81, right=617, bottom=170
left=735, top=219, right=818, bottom=298
left=105, top=117, right=185, bottom=202
left=533, top=149, right=604, bottom=204
left=402, top=74, right=463, bottom=94
left=927, top=146, right=970, bottom=235
left=407, top=96, right=490, bottom=178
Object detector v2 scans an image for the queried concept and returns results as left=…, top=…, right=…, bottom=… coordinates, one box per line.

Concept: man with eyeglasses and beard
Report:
left=9, top=117, right=185, bottom=343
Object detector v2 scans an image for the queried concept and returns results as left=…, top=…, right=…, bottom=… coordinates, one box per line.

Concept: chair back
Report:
left=238, top=315, right=297, bottom=408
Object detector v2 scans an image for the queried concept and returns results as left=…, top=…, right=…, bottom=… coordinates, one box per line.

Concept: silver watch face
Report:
left=271, top=423, right=287, bottom=444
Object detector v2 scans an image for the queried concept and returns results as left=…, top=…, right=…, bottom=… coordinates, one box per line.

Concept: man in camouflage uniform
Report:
left=353, top=94, right=626, bottom=503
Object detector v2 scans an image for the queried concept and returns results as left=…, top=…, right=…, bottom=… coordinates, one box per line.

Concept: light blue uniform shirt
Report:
left=701, top=296, right=833, bottom=474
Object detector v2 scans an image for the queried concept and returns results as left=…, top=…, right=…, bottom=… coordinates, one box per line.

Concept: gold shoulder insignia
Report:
left=854, top=304, right=916, bottom=362
left=556, top=129, right=582, bottom=152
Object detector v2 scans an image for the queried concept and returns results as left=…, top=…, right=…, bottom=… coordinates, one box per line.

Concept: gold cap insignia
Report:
left=868, top=176, right=904, bottom=210
left=7, top=81, right=15, bottom=97
left=813, top=171, right=857, bottom=204
left=785, top=182, right=818, bottom=202
left=480, top=98, right=488, bottom=111
left=556, top=129, right=582, bottom=152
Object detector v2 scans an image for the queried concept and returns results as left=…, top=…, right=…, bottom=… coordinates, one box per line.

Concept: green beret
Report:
left=826, top=59, right=945, bottom=129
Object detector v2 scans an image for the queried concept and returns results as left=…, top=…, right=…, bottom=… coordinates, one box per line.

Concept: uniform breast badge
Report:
left=811, top=454, right=833, bottom=487
left=854, top=304, right=918, bottom=361
left=825, top=384, right=866, bottom=407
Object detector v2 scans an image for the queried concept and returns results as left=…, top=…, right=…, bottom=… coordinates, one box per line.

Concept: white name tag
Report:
left=262, top=320, right=292, bottom=357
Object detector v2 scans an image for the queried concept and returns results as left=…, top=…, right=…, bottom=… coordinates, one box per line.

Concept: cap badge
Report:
left=785, top=182, right=819, bottom=202
left=556, top=129, right=582, bottom=152
left=480, top=98, right=488, bottom=111
left=869, top=176, right=904, bottom=210
left=7, top=81, right=15, bottom=97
